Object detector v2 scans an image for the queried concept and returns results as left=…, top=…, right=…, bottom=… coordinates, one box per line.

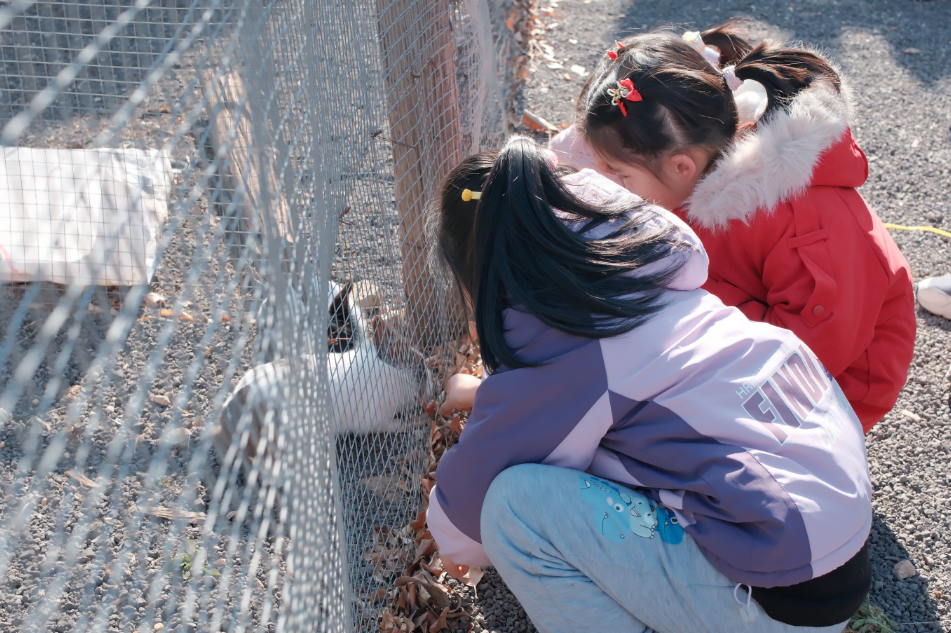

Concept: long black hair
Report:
left=431, top=136, right=688, bottom=372
left=580, top=21, right=842, bottom=177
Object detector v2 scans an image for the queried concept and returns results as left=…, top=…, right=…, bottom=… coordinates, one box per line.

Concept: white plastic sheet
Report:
left=0, top=147, right=171, bottom=285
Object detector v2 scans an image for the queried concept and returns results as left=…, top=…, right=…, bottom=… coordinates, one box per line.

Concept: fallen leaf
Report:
left=159, top=103, right=171, bottom=113
left=410, top=510, right=427, bottom=534
left=522, top=109, right=559, bottom=132
left=459, top=565, right=483, bottom=590
left=432, top=607, right=450, bottom=632
left=178, top=311, right=195, bottom=322
left=901, top=409, right=921, bottom=423
left=570, top=64, right=588, bottom=76
left=66, top=470, right=97, bottom=487
left=109, top=307, right=119, bottom=317
left=149, top=393, right=172, bottom=407
left=63, top=384, right=82, bottom=401
left=563, top=73, right=573, bottom=81
left=159, top=309, right=174, bottom=317
left=546, top=62, right=564, bottom=69
left=144, top=507, right=205, bottom=523
left=87, top=304, right=105, bottom=314
left=505, top=8, right=517, bottom=31
left=393, top=576, right=450, bottom=611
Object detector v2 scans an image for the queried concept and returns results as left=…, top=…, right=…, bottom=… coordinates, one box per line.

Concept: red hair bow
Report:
left=606, top=40, right=625, bottom=61
left=607, top=78, right=642, bottom=116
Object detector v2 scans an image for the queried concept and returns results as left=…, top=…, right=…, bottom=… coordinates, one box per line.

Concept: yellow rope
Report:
left=884, top=223, right=951, bottom=240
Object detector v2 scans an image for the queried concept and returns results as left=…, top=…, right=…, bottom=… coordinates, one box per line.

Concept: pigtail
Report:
left=733, top=43, right=842, bottom=116
left=700, top=20, right=754, bottom=66
left=438, top=137, right=686, bottom=372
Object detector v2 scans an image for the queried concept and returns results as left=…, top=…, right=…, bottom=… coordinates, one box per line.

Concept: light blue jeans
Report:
left=480, top=464, right=850, bottom=633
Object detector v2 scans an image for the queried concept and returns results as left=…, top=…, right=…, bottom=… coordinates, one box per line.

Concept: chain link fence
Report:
left=0, top=0, right=528, bottom=631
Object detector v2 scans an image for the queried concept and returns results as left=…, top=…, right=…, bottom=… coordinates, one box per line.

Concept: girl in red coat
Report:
left=553, top=23, right=915, bottom=432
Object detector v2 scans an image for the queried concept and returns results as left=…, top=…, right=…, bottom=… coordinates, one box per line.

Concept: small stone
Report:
left=894, top=559, right=917, bottom=580
left=901, top=409, right=921, bottom=423
left=159, top=427, right=191, bottom=449
left=903, top=48, right=921, bottom=55
left=154, top=624, right=165, bottom=631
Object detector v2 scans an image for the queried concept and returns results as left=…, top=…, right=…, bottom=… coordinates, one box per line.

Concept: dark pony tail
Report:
left=440, top=137, right=686, bottom=372
left=734, top=43, right=842, bottom=113
left=700, top=19, right=754, bottom=66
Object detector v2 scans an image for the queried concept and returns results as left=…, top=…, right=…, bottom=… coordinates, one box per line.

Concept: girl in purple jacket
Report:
left=428, top=136, right=872, bottom=632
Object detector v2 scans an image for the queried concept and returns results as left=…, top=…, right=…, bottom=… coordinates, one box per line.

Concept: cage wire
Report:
left=0, top=0, right=526, bottom=631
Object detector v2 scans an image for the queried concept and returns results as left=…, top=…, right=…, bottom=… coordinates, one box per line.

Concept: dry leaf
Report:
left=159, top=309, right=174, bottom=317
left=178, top=311, right=195, bottom=322
left=87, top=304, right=105, bottom=314
left=149, top=393, right=172, bottom=407
left=522, top=109, right=559, bottom=132
left=432, top=607, right=450, bottom=632
left=227, top=510, right=237, bottom=521
left=393, top=576, right=450, bottom=611
left=459, top=565, right=483, bottom=590
left=66, top=470, right=97, bottom=488
left=159, top=103, right=171, bottom=113
left=144, top=507, right=205, bottom=523
left=63, top=384, right=82, bottom=402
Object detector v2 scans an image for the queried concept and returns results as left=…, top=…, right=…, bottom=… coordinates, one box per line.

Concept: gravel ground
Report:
left=459, top=1, right=951, bottom=632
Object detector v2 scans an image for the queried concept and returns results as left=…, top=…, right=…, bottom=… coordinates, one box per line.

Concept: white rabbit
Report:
left=214, top=281, right=431, bottom=467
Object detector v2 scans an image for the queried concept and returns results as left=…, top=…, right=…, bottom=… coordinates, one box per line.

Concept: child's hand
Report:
left=439, top=373, right=481, bottom=416
left=440, top=553, right=469, bottom=580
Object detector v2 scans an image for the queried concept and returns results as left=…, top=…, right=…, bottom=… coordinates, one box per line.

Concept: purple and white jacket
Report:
left=427, top=169, right=872, bottom=589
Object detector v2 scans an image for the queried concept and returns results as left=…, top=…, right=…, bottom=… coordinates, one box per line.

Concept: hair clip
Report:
left=606, top=40, right=624, bottom=61
left=461, top=189, right=481, bottom=202
left=607, top=78, right=642, bottom=117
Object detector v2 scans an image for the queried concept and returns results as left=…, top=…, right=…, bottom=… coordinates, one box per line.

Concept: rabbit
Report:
left=214, top=281, right=432, bottom=469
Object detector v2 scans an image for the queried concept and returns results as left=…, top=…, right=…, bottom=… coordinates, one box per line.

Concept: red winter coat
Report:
left=676, top=86, right=916, bottom=432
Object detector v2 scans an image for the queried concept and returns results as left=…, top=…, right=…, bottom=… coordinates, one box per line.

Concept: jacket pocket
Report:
left=787, top=195, right=836, bottom=327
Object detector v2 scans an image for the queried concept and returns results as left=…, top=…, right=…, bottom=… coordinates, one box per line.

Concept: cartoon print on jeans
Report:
left=628, top=493, right=656, bottom=538
left=649, top=501, right=684, bottom=544
left=579, top=474, right=659, bottom=543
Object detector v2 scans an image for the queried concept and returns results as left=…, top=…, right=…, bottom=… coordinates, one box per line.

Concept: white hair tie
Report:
left=722, top=65, right=768, bottom=127
left=683, top=31, right=722, bottom=68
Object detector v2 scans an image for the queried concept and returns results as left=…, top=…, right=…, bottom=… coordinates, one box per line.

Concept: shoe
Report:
left=916, top=274, right=951, bottom=319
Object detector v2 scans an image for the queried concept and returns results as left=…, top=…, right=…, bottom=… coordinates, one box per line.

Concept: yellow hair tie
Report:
left=461, top=189, right=481, bottom=202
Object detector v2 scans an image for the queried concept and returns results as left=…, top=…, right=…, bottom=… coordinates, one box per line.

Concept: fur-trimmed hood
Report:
left=684, top=79, right=864, bottom=231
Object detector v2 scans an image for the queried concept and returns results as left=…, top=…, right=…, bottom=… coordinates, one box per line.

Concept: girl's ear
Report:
left=667, top=152, right=699, bottom=184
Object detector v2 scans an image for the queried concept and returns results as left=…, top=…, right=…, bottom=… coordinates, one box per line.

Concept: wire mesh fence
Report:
left=0, top=0, right=526, bottom=631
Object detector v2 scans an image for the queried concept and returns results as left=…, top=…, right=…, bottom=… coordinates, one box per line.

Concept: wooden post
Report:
left=202, top=68, right=293, bottom=245
left=376, top=0, right=466, bottom=349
